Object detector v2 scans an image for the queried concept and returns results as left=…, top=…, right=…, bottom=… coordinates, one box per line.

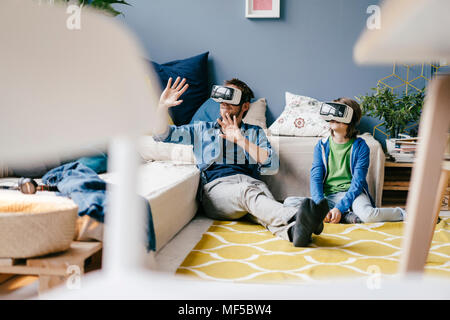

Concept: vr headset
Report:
left=211, top=85, right=243, bottom=105
left=319, top=102, right=354, bottom=124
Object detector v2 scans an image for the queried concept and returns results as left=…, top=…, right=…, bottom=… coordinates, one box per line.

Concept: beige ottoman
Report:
left=0, top=190, right=78, bottom=258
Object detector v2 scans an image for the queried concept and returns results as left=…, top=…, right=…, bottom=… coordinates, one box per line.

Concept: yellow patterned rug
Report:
left=176, top=217, right=450, bottom=283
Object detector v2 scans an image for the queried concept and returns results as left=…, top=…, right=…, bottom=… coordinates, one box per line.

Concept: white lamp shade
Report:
left=354, top=0, right=450, bottom=64
left=0, top=0, right=161, bottom=166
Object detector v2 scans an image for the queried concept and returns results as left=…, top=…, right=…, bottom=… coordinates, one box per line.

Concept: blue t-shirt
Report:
left=153, top=121, right=278, bottom=187
left=204, top=139, right=260, bottom=183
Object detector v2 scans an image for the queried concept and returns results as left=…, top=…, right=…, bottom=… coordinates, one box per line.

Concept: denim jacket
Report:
left=153, top=121, right=279, bottom=186
left=42, top=161, right=156, bottom=251
left=310, top=136, right=375, bottom=213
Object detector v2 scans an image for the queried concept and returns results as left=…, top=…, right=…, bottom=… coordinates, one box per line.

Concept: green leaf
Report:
left=58, top=0, right=131, bottom=16
left=358, top=86, right=425, bottom=138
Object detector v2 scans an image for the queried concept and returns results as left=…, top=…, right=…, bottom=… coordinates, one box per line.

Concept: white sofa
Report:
left=0, top=133, right=385, bottom=256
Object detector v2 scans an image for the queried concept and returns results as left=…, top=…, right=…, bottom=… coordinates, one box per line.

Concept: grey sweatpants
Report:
left=201, top=174, right=297, bottom=240
left=285, top=192, right=406, bottom=223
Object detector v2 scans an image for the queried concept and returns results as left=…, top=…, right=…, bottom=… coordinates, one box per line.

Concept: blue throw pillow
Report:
left=76, top=153, right=108, bottom=174
left=151, top=52, right=209, bottom=126
left=189, top=98, right=220, bottom=123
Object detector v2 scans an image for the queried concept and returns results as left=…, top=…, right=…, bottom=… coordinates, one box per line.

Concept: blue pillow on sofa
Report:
left=189, top=98, right=220, bottom=124
left=151, top=52, right=209, bottom=126
left=76, top=153, right=108, bottom=174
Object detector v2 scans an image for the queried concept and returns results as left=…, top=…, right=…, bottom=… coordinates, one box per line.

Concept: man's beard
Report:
left=220, top=105, right=243, bottom=121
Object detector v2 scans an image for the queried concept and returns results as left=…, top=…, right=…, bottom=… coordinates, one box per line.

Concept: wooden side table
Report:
left=381, top=160, right=450, bottom=210
left=381, top=161, right=414, bottom=208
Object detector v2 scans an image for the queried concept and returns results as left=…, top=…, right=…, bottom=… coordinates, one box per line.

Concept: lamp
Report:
left=354, top=0, right=450, bottom=274
left=0, top=0, right=160, bottom=277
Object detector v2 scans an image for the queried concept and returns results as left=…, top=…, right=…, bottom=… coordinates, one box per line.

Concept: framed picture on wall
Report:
left=245, top=0, right=280, bottom=18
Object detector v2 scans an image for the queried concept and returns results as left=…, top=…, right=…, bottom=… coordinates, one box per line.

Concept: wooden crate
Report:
left=0, top=241, right=102, bottom=294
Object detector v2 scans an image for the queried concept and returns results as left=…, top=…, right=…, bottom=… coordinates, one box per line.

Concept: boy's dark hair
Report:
left=332, top=97, right=362, bottom=139
left=224, top=78, right=254, bottom=105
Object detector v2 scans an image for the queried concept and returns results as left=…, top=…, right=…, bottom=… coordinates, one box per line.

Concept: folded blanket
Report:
left=42, top=161, right=156, bottom=251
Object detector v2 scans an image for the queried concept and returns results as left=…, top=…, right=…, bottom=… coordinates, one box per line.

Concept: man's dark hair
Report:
left=224, top=78, right=254, bottom=105
left=332, top=97, right=362, bottom=139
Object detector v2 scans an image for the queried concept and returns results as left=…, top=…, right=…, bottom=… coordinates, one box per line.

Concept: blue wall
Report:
left=116, top=0, right=391, bottom=128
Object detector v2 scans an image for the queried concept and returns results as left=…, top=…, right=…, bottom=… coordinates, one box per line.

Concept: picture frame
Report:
left=245, top=0, right=280, bottom=19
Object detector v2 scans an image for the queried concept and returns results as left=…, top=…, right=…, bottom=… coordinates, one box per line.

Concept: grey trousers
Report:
left=285, top=192, right=406, bottom=223
left=201, top=174, right=297, bottom=241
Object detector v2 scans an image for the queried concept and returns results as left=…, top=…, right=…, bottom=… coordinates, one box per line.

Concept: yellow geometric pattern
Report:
left=371, top=63, right=448, bottom=139
left=379, top=63, right=432, bottom=95
left=177, top=217, right=450, bottom=283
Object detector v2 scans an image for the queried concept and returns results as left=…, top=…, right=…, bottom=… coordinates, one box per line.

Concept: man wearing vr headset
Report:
left=309, top=98, right=406, bottom=224
left=153, top=77, right=328, bottom=247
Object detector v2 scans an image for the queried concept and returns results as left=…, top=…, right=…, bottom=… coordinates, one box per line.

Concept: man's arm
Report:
left=152, top=77, right=189, bottom=136
left=239, top=138, right=269, bottom=164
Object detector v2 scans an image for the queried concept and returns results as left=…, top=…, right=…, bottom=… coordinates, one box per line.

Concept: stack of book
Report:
left=388, top=137, right=419, bottom=163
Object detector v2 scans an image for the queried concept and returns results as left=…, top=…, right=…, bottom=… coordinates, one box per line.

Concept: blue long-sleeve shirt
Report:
left=153, top=121, right=279, bottom=185
left=310, top=136, right=375, bottom=213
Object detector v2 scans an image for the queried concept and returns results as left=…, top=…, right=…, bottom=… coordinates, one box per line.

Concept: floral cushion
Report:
left=269, top=92, right=330, bottom=137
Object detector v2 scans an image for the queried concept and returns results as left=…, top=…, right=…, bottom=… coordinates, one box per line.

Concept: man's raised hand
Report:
left=159, top=76, right=189, bottom=109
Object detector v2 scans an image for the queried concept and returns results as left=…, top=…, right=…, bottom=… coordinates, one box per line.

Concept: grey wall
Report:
left=116, top=0, right=391, bottom=127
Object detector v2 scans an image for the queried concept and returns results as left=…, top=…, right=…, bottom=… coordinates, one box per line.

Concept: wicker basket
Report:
left=0, top=191, right=78, bottom=258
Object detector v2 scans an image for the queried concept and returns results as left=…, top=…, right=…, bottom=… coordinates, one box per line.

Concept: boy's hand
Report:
left=324, top=207, right=342, bottom=224
left=159, top=76, right=189, bottom=109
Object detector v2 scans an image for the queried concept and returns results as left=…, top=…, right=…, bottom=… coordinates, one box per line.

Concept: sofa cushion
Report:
left=76, top=153, right=108, bottom=174
left=269, top=91, right=329, bottom=137
left=151, top=52, right=209, bottom=126
left=138, top=136, right=195, bottom=164
left=189, top=98, right=218, bottom=124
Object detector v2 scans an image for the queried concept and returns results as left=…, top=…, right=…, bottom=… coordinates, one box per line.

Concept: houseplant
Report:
left=358, top=87, right=425, bottom=139
left=57, top=0, right=130, bottom=16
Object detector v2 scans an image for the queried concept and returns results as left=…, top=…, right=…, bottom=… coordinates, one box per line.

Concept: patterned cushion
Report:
left=269, top=92, right=329, bottom=137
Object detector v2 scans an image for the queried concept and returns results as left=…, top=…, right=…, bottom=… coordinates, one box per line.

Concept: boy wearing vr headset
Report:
left=309, top=98, right=406, bottom=224
left=153, top=77, right=328, bottom=247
